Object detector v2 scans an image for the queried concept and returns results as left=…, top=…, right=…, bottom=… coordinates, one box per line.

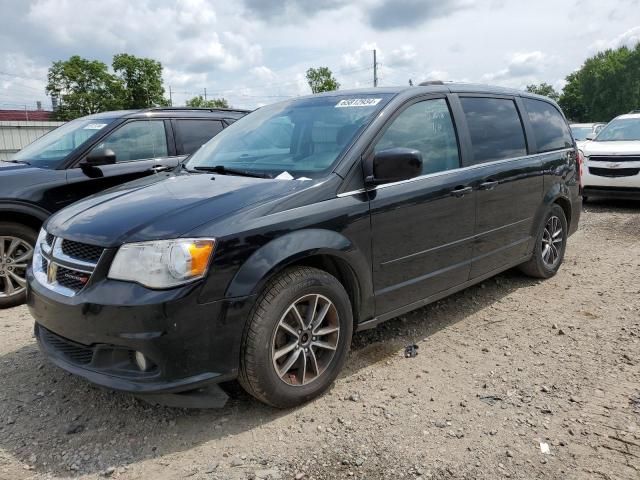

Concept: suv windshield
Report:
left=595, top=117, right=640, bottom=142
left=186, top=94, right=393, bottom=178
left=12, top=117, right=118, bottom=168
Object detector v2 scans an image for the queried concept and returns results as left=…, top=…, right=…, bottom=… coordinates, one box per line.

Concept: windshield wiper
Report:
left=192, top=165, right=270, bottom=179
left=4, top=159, right=30, bottom=165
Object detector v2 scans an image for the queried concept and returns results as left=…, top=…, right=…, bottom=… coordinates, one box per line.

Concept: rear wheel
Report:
left=239, top=267, right=353, bottom=408
left=519, top=204, right=567, bottom=279
left=0, top=222, right=37, bottom=309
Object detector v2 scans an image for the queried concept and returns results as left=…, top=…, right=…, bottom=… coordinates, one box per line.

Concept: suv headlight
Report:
left=32, top=228, right=47, bottom=270
left=108, top=238, right=215, bottom=289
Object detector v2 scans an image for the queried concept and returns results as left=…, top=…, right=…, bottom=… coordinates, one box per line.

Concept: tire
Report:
left=582, top=196, right=588, bottom=203
left=239, top=266, right=353, bottom=408
left=0, top=222, right=38, bottom=309
left=518, top=204, right=568, bottom=279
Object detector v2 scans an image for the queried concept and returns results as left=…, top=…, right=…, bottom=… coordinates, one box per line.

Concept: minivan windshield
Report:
left=11, top=117, right=118, bottom=169
left=186, top=94, right=393, bottom=178
left=595, top=117, right=640, bottom=142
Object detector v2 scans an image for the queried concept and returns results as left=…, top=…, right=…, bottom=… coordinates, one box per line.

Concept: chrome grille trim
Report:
left=33, top=235, right=100, bottom=297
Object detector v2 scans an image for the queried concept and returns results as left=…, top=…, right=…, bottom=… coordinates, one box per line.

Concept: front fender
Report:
left=225, top=229, right=373, bottom=318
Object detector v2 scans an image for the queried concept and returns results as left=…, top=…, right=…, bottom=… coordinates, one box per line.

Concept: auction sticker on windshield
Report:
left=335, top=98, right=382, bottom=108
left=83, top=123, right=108, bottom=130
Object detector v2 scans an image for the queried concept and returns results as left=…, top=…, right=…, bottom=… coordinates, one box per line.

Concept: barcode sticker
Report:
left=335, top=98, right=382, bottom=108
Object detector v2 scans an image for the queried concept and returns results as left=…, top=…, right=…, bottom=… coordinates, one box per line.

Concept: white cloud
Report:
left=482, top=51, right=548, bottom=81
left=590, top=25, right=640, bottom=52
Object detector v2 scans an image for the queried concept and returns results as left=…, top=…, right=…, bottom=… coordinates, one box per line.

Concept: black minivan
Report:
left=27, top=83, right=581, bottom=407
left=0, top=107, right=248, bottom=307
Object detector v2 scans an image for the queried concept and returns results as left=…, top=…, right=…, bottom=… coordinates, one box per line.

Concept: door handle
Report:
left=150, top=164, right=171, bottom=173
left=450, top=186, right=473, bottom=198
left=479, top=180, right=499, bottom=190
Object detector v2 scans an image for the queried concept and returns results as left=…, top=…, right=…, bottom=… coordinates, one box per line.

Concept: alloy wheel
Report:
left=0, top=236, right=33, bottom=299
left=271, top=294, right=340, bottom=386
left=541, top=215, right=563, bottom=268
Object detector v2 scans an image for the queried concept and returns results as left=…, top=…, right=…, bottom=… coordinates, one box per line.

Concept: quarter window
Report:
left=374, top=99, right=460, bottom=175
left=94, top=120, right=168, bottom=162
left=460, top=97, right=527, bottom=163
left=175, top=120, right=224, bottom=155
left=522, top=98, right=573, bottom=152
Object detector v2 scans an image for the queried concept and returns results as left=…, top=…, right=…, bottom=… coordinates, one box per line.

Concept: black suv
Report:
left=0, top=107, right=248, bottom=307
left=27, top=84, right=581, bottom=407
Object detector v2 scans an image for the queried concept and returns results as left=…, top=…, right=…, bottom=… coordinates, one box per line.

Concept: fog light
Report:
left=134, top=351, right=152, bottom=371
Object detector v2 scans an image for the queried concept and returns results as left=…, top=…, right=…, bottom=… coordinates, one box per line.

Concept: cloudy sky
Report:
left=1, top=0, right=639, bottom=110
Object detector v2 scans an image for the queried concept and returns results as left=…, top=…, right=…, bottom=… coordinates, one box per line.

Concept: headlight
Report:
left=108, top=238, right=215, bottom=289
left=32, top=228, right=47, bottom=270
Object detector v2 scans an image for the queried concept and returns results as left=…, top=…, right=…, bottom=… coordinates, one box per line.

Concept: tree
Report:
left=558, top=43, right=640, bottom=122
left=525, top=83, right=560, bottom=101
left=306, top=67, right=340, bottom=94
left=46, top=56, right=123, bottom=121
left=112, top=53, right=168, bottom=108
left=185, top=95, right=229, bottom=108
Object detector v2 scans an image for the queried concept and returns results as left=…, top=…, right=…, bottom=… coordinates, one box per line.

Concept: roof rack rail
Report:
left=141, top=106, right=252, bottom=114
left=629, top=109, right=640, bottom=114
left=418, top=80, right=444, bottom=86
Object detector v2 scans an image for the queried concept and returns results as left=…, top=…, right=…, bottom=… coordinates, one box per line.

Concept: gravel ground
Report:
left=1, top=200, right=639, bottom=480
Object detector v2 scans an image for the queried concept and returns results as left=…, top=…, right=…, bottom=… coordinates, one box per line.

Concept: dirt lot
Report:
left=1, top=200, right=639, bottom=480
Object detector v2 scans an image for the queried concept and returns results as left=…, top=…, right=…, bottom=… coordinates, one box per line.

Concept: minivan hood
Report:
left=46, top=172, right=315, bottom=246
left=583, top=140, right=640, bottom=156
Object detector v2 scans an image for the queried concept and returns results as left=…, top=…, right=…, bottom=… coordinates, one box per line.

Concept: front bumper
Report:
left=582, top=186, right=640, bottom=200
left=27, top=269, right=255, bottom=394
left=583, top=160, right=640, bottom=189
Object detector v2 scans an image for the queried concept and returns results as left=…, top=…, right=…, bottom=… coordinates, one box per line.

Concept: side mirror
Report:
left=585, top=133, right=596, bottom=141
left=84, top=148, right=116, bottom=167
left=365, top=147, right=423, bottom=185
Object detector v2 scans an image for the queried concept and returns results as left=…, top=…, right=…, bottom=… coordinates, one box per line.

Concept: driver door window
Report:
left=374, top=99, right=460, bottom=175
left=94, top=120, right=168, bottom=162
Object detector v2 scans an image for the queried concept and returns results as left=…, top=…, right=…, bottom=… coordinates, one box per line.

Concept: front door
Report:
left=63, top=120, right=180, bottom=207
left=368, top=97, right=476, bottom=315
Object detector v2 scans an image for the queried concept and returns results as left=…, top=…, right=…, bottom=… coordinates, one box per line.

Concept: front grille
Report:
left=589, top=155, right=640, bottom=163
left=41, top=256, right=48, bottom=272
left=55, top=266, right=90, bottom=292
left=61, top=240, right=104, bottom=263
left=589, top=167, right=640, bottom=178
left=39, top=327, right=94, bottom=365
left=45, top=233, right=54, bottom=246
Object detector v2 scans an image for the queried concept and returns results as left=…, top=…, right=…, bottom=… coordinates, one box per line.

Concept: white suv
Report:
left=581, top=112, right=640, bottom=201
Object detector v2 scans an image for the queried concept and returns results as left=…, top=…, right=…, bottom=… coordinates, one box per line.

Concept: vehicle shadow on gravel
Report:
left=0, top=269, right=537, bottom=476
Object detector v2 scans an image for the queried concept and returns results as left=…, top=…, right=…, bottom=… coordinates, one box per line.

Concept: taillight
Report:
left=576, top=149, right=584, bottom=190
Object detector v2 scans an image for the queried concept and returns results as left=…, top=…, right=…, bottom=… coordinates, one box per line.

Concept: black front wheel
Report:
left=0, top=222, right=37, bottom=309
left=519, top=204, right=568, bottom=279
left=239, top=267, right=353, bottom=408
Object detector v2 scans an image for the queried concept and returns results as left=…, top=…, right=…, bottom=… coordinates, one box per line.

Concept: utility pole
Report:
left=373, top=49, right=378, bottom=87
left=169, top=85, right=173, bottom=106
left=204, top=88, right=207, bottom=101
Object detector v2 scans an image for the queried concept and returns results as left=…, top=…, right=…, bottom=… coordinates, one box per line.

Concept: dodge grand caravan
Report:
left=27, top=84, right=581, bottom=407
left=0, top=107, right=248, bottom=308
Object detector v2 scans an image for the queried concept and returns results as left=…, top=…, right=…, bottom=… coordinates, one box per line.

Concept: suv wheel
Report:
left=519, top=204, right=568, bottom=279
left=0, top=222, right=37, bottom=309
left=239, top=267, right=353, bottom=408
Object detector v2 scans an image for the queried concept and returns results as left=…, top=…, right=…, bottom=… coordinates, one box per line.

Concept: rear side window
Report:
left=522, top=98, right=573, bottom=152
left=175, top=120, right=224, bottom=155
left=374, top=98, right=460, bottom=175
left=460, top=97, right=527, bottom=163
